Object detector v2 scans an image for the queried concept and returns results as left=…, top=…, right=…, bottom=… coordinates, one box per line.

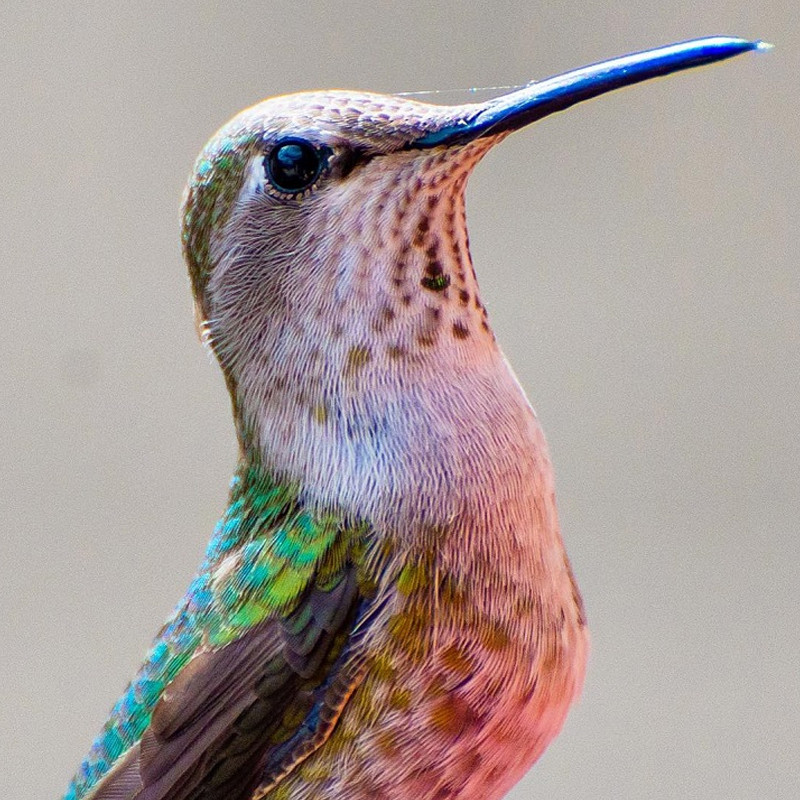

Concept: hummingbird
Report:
left=63, top=36, right=763, bottom=800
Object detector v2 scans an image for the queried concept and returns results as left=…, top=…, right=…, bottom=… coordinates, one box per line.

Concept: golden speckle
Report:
left=386, top=609, right=428, bottom=660
left=367, top=651, right=397, bottom=682
left=440, top=643, right=474, bottom=676
left=482, top=622, right=511, bottom=651
left=388, top=687, right=413, bottom=710
left=387, top=611, right=414, bottom=639
left=375, top=729, right=399, bottom=756
left=345, top=345, right=372, bottom=377
left=378, top=537, right=397, bottom=560
left=438, top=573, right=465, bottom=607
left=429, top=695, right=475, bottom=737
left=311, top=403, right=328, bottom=424
left=298, top=760, right=331, bottom=782
left=397, top=561, right=427, bottom=595
left=269, top=783, right=292, bottom=800
left=539, top=635, right=562, bottom=674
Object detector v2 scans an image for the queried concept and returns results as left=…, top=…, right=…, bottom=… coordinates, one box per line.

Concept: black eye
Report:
left=265, top=138, right=324, bottom=193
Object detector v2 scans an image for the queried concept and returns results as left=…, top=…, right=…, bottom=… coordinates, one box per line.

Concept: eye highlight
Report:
left=264, top=138, right=326, bottom=194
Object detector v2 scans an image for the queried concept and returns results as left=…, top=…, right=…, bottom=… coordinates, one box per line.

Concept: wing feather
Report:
left=70, top=466, right=384, bottom=800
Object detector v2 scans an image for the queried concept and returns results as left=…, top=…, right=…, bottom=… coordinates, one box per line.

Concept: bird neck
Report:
left=227, top=324, right=541, bottom=538
left=204, top=142, right=545, bottom=532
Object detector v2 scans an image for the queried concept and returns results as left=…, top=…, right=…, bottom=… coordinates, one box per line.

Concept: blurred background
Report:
left=2, top=2, right=797, bottom=798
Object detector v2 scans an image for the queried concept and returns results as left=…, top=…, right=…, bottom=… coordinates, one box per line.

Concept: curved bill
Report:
left=413, top=36, right=767, bottom=148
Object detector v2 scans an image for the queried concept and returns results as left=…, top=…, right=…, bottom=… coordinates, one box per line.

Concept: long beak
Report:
left=413, top=37, right=767, bottom=148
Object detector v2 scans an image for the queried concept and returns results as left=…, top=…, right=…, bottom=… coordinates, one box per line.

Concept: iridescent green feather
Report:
left=182, top=128, right=262, bottom=306
left=64, top=461, right=364, bottom=800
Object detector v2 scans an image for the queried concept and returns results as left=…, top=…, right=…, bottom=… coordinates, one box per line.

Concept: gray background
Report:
left=2, top=2, right=797, bottom=798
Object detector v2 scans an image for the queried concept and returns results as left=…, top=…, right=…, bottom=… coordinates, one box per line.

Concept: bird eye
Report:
left=264, top=138, right=325, bottom=194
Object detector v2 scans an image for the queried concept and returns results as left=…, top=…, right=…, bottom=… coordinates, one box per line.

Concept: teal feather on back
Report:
left=64, top=461, right=368, bottom=800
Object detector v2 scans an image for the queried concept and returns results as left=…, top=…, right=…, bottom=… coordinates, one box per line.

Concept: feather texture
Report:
left=66, top=463, right=381, bottom=800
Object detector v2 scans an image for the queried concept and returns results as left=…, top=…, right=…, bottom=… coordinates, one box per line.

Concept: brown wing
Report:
left=90, top=568, right=375, bottom=800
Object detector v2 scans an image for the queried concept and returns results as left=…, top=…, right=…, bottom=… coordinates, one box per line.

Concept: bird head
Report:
left=179, top=38, right=761, bottom=450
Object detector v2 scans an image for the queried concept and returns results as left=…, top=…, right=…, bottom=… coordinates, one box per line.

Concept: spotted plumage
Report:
left=63, top=36, right=761, bottom=800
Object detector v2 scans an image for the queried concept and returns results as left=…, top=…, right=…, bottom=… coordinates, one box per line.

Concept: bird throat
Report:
left=210, top=139, right=520, bottom=526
